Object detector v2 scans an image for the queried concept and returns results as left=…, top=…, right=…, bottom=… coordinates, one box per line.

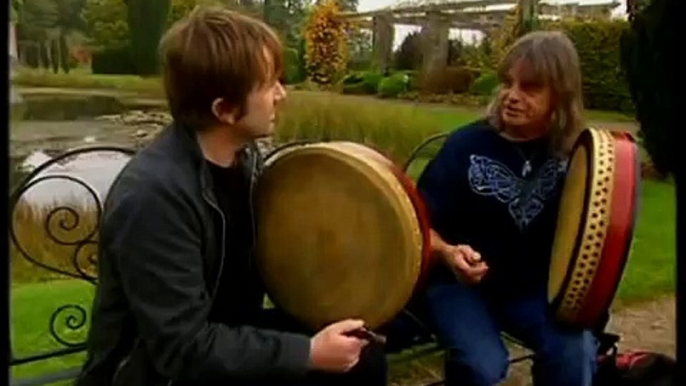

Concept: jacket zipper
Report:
left=202, top=189, right=226, bottom=301
left=248, top=153, right=258, bottom=267
left=202, top=149, right=257, bottom=300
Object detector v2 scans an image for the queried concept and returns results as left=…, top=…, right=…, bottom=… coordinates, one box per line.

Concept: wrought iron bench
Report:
left=8, top=139, right=619, bottom=386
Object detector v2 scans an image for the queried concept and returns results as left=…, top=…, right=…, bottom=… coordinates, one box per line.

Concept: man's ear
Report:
left=211, top=97, right=238, bottom=125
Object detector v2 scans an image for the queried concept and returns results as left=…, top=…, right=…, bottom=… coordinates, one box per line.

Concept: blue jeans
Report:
left=423, top=276, right=597, bottom=386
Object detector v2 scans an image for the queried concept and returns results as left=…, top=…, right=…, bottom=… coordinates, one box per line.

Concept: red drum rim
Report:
left=549, top=128, right=640, bottom=328
left=575, top=131, right=640, bottom=327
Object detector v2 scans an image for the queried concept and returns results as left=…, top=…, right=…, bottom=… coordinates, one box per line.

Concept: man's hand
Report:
left=430, top=230, right=488, bottom=284
left=441, top=244, right=489, bottom=284
left=308, top=319, right=369, bottom=373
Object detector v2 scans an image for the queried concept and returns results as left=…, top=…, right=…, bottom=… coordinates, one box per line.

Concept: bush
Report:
left=340, top=71, right=383, bottom=95
left=543, top=20, right=634, bottom=112
left=91, top=46, right=136, bottom=75
left=283, top=47, right=306, bottom=85
left=377, top=73, right=409, bottom=98
left=469, top=71, right=499, bottom=96
left=304, top=0, right=350, bottom=86
left=394, top=32, right=423, bottom=70
left=416, top=66, right=481, bottom=94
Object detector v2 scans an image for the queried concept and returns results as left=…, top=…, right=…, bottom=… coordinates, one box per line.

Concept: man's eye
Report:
left=522, top=80, right=543, bottom=91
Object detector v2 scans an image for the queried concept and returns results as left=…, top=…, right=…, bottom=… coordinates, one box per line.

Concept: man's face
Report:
left=499, top=59, right=553, bottom=136
left=234, top=78, right=287, bottom=139
left=211, top=48, right=287, bottom=142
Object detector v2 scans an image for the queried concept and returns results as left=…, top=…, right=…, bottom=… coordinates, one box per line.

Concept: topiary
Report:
left=377, top=73, right=410, bottom=99
left=303, top=0, right=350, bottom=87
left=469, top=71, right=499, bottom=96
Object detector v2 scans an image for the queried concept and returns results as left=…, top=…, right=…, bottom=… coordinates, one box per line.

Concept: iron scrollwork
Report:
left=9, top=145, right=136, bottom=365
left=49, top=304, right=89, bottom=348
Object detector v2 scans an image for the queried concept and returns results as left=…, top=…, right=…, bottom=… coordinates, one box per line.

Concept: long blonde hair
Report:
left=487, top=30, right=585, bottom=157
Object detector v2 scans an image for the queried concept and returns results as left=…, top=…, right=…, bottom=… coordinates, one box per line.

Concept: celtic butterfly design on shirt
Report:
left=467, top=154, right=567, bottom=230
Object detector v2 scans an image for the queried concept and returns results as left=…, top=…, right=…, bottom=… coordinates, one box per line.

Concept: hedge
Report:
left=91, top=46, right=137, bottom=75
left=469, top=71, right=499, bottom=96
left=377, top=73, right=410, bottom=98
left=545, top=20, right=634, bottom=113
left=340, top=71, right=384, bottom=95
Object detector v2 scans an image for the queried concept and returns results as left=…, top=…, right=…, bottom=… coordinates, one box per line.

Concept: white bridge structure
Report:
left=342, top=0, right=622, bottom=73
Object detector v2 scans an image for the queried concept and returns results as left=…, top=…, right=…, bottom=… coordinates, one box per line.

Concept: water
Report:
left=8, top=90, right=164, bottom=208
left=16, top=149, right=133, bottom=208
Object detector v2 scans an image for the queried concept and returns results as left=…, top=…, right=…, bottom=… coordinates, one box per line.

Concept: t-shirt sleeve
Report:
left=416, top=134, right=461, bottom=238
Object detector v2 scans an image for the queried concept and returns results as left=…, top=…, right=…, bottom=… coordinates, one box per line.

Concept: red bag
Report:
left=594, top=350, right=676, bottom=386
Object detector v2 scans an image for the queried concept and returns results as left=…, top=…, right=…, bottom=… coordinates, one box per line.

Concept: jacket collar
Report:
left=169, top=122, right=262, bottom=195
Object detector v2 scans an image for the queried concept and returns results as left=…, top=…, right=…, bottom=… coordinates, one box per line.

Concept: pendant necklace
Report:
left=515, top=146, right=538, bottom=178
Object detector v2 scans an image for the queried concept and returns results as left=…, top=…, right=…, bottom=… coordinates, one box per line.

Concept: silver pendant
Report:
left=522, top=160, right=532, bottom=177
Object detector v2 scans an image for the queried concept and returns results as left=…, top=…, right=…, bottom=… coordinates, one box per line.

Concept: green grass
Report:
left=274, top=91, right=477, bottom=163
left=11, top=280, right=94, bottom=385
left=614, top=179, right=676, bottom=306
left=12, top=69, right=163, bottom=95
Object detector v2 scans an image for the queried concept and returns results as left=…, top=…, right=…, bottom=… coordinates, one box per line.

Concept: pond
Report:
left=13, top=149, right=134, bottom=208
left=10, top=87, right=159, bottom=207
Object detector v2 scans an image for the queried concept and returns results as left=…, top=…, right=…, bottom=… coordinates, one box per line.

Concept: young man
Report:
left=76, top=7, right=386, bottom=386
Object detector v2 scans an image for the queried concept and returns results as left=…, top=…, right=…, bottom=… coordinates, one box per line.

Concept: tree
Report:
left=82, top=0, right=130, bottom=50
left=303, top=0, right=349, bottom=86
left=620, top=0, right=679, bottom=175
left=394, top=32, right=422, bottom=70
left=11, top=0, right=23, bottom=22
left=123, top=0, right=172, bottom=76
left=17, top=0, right=59, bottom=42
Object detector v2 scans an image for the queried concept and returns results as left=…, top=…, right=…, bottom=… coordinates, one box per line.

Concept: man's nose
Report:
left=505, top=88, right=522, bottom=102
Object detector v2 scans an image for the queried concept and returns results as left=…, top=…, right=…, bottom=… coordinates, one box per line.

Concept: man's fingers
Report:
left=452, top=251, right=472, bottom=272
left=330, top=319, right=365, bottom=334
left=457, top=245, right=482, bottom=264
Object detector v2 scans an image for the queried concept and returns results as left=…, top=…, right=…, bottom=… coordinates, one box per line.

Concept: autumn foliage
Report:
left=303, top=0, right=349, bottom=86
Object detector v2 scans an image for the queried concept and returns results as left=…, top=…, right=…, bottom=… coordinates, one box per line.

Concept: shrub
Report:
left=91, top=46, right=137, bottom=75
left=394, top=32, right=423, bottom=70
left=377, top=73, right=409, bottom=98
left=283, top=47, right=306, bottom=85
left=543, top=19, right=633, bottom=112
left=304, top=0, right=349, bottom=86
left=416, top=66, right=480, bottom=94
left=469, top=71, right=499, bottom=96
left=340, top=71, right=383, bottom=95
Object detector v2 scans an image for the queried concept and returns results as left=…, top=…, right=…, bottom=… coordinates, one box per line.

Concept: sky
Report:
left=354, top=0, right=629, bottom=48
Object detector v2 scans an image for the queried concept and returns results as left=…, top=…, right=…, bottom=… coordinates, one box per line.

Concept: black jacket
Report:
left=75, top=123, right=311, bottom=386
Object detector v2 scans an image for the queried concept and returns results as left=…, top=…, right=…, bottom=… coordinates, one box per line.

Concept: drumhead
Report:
left=255, top=142, right=423, bottom=331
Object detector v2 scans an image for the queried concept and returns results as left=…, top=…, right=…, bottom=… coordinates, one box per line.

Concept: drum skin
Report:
left=254, top=141, right=432, bottom=331
left=548, top=128, right=640, bottom=329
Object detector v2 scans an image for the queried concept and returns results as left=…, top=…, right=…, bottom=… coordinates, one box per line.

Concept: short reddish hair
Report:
left=159, top=6, right=283, bottom=130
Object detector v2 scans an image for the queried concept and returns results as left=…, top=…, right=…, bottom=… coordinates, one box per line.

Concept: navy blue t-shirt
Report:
left=417, top=119, right=569, bottom=298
